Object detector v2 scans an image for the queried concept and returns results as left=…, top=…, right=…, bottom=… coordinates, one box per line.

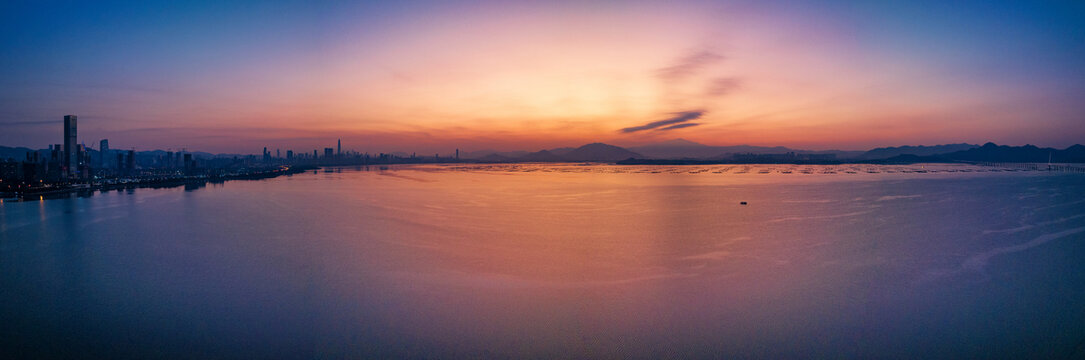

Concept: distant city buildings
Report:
left=183, top=153, right=194, bottom=174
left=2, top=117, right=472, bottom=193
left=127, top=150, right=136, bottom=173
left=63, top=115, right=77, bottom=177
left=99, top=139, right=109, bottom=168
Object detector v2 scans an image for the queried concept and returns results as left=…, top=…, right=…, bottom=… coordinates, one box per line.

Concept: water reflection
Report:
left=1, top=167, right=1084, bottom=358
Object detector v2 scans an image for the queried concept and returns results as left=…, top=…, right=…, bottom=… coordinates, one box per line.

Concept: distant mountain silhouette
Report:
left=858, top=143, right=978, bottom=160
left=517, top=150, right=567, bottom=162
left=628, top=139, right=794, bottom=159
left=475, top=152, right=512, bottom=162
left=0, top=146, right=38, bottom=161
left=942, top=143, right=1085, bottom=163
left=626, top=139, right=861, bottom=159
left=627, top=138, right=718, bottom=158
left=472, top=143, right=642, bottom=163
left=561, top=143, right=641, bottom=161
left=548, top=147, right=576, bottom=156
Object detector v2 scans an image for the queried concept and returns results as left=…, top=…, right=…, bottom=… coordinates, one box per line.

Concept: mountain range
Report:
left=857, top=143, right=979, bottom=160
left=461, top=140, right=1085, bottom=163
left=4, top=140, right=1083, bottom=163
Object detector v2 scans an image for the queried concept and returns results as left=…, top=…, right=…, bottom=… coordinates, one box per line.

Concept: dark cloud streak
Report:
left=657, top=122, right=701, bottom=131
left=620, top=111, right=704, bottom=133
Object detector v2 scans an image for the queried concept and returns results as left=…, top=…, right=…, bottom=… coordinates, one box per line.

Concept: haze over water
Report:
left=2, top=165, right=1084, bottom=358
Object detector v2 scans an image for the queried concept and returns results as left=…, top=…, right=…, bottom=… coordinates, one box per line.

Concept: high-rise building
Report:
left=324, top=148, right=334, bottom=158
left=76, top=144, right=85, bottom=171
left=183, top=154, right=194, bottom=175
left=99, top=139, right=109, bottom=168
left=337, top=139, right=342, bottom=156
left=286, top=150, right=294, bottom=160
left=63, top=115, right=77, bottom=176
left=127, top=150, right=136, bottom=173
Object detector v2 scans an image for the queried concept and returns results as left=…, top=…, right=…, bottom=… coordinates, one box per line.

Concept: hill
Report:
left=561, top=143, right=641, bottom=161
left=859, top=143, right=978, bottom=160
left=943, top=143, right=1085, bottom=163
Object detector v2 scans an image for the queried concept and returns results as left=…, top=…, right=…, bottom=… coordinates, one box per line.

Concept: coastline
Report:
left=0, top=165, right=316, bottom=201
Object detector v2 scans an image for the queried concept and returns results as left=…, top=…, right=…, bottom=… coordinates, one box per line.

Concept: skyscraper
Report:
left=63, top=115, right=77, bottom=176
left=337, top=139, right=342, bottom=156
left=183, top=154, right=193, bottom=175
left=127, top=150, right=136, bottom=173
left=99, top=139, right=109, bottom=168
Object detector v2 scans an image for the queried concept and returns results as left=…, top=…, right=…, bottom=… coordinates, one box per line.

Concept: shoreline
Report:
left=1, top=165, right=316, bottom=201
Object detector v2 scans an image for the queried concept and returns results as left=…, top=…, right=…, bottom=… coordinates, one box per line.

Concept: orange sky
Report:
left=2, top=1, right=1083, bottom=153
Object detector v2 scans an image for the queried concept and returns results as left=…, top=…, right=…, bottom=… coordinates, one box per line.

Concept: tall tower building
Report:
left=127, top=150, right=136, bottom=173
left=337, top=139, right=342, bottom=156
left=99, top=139, right=109, bottom=168
left=63, top=115, right=77, bottom=175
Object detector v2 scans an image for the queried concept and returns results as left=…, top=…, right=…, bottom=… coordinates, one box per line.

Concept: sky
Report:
left=1, top=0, right=1083, bottom=154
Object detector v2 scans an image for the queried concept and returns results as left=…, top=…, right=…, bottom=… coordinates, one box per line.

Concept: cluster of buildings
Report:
left=2, top=114, right=466, bottom=191
left=258, top=138, right=462, bottom=166
left=0, top=115, right=198, bottom=188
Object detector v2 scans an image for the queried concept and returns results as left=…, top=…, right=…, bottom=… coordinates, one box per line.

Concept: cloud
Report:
left=620, top=110, right=704, bottom=133
left=705, top=77, right=741, bottom=97
left=657, top=122, right=701, bottom=131
left=656, top=51, right=724, bottom=81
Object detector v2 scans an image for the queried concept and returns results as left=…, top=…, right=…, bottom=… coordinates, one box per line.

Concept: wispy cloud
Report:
left=658, top=122, right=701, bottom=131
left=705, top=77, right=741, bottom=97
left=656, top=51, right=724, bottom=82
left=620, top=110, right=704, bottom=133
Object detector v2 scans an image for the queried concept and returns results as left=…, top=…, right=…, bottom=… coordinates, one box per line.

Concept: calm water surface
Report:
left=2, top=164, right=1084, bottom=358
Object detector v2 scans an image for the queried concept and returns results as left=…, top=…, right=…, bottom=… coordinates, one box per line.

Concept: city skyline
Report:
left=3, top=113, right=1085, bottom=160
left=2, top=1, right=1084, bottom=154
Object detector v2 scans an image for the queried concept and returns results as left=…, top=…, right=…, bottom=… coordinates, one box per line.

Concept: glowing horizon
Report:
left=2, top=1, right=1083, bottom=154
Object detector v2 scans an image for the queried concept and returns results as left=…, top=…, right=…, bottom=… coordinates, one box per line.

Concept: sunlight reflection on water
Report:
left=2, top=165, right=1084, bottom=358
